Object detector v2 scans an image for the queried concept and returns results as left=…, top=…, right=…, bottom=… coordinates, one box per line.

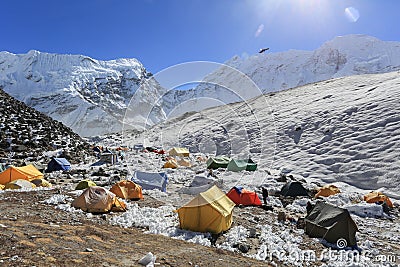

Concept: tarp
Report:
left=176, top=185, right=235, bottom=234
left=72, top=186, right=126, bottom=213
left=206, top=156, right=231, bottom=170
left=75, top=179, right=97, bottom=190
left=5, top=179, right=36, bottom=190
left=280, top=181, right=309, bottom=197
left=0, top=164, right=43, bottom=185
left=227, top=159, right=257, bottom=172
left=226, top=186, right=262, bottom=206
left=169, top=147, right=190, bottom=157
left=305, top=201, right=358, bottom=247
left=132, top=171, right=168, bottom=192
left=315, top=184, right=341, bottom=198
left=46, top=158, right=71, bottom=172
left=178, top=175, right=223, bottom=195
left=364, top=191, right=393, bottom=208
left=110, top=180, right=143, bottom=200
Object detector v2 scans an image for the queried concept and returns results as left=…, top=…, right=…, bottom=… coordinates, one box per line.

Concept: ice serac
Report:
left=0, top=50, right=166, bottom=137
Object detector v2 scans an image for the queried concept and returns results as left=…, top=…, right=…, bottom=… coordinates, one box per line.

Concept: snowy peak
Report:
left=1, top=35, right=400, bottom=137
left=0, top=51, right=164, bottom=137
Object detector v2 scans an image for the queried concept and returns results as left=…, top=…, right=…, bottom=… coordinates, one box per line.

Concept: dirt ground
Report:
left=0, top=188, right=271, bottom=267
left=1, top=187, right=399, bottom=267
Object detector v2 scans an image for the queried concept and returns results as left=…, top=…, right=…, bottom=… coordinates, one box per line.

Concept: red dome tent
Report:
left=226, top=186, right=262, bottom=206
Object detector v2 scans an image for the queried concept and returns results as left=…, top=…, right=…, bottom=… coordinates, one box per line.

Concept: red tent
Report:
left=226, top=187, right=262, bottom=206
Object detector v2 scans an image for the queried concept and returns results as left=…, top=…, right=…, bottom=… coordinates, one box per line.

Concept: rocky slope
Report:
left=0, top=88, right=90, bottom=164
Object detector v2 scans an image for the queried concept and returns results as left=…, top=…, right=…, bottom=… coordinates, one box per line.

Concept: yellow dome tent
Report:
left=5, top=179, right=36, bottom=190
left=169, top=147, right=190, bottom=157
left=176, top=185, right=235, bottom=234
left=110, top=180, right=143, bottom=200
left=31, top=178, right=52, bottom=188
left=75, top=179, right=97, bottom=190
left=314, top=184, right=341, bottom=198
left=364, top=191, right=393, bottom=208
left=0, top=164, right=43, bottom=185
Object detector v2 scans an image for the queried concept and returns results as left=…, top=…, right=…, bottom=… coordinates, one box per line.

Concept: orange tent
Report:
left=110, top=180, right=143, bottom=200
left=0, top=165, right=43, bottom=185
left=364, top=192, right=393, bottom=208
left=226, top=187, right=262, bottom=206
left=314, top=184, right=341, bottom=198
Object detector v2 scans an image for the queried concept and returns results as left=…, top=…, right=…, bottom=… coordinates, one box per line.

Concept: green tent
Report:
left=305, top=201, right=358, bottom=247
left=75, top=179, right=97, bottom=190
left=206, top=156, right=231, bottom=170
left=227, top=159, right=257, bottom=172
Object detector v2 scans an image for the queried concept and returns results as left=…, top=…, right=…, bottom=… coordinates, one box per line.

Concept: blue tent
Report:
left=47, top=158, right=71, bottom=172
left=131, top=171, right=168, bottom=192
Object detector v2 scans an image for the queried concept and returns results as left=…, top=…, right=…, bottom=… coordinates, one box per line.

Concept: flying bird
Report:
left=259, top=48, right=269, bottom=54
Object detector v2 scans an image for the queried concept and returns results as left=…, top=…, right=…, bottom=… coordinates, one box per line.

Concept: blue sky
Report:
left=1, top=0, right=399, bottom=73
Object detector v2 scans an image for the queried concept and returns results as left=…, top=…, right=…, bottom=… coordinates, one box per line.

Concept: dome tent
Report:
left=226, top=186, right=262, bottom=206
left=280, top=181, right=309, bottom=197
left=110, top=180, right=143, bottom=200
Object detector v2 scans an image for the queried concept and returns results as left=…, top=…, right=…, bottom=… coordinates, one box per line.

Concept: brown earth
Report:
left=1, top=187, right=398, bottom=267
left=0, top=188, right=271, bottom=267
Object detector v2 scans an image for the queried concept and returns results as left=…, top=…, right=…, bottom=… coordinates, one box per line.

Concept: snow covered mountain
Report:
left=1, top=34, right=400, bottom=137
left=0, top=50, right=166, bottom=137
left=160, top=35, right=400, bottom=119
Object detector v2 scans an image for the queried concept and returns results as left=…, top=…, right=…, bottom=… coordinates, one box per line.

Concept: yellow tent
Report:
left=110, top=180, right=143, bottom=200
left=31, top=178, right=52, bottom=188
left=5, top=179, right=36, bottom=190
left=163, top=158, right=179, bottom=169
left=178, top=158, right=192, bottom=167
left=176, top=185, right=235, bottom=234
left=364, top=191, right=393, bottom=208
left=0, top=164, right=43, bottom=185
left=72, top=186, right=126, bottom=213
left=314, top=184, right=341, bottom=198
left=0, top=184, right=4, bottom=190
left=169, top=147, right=190, bottom=157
